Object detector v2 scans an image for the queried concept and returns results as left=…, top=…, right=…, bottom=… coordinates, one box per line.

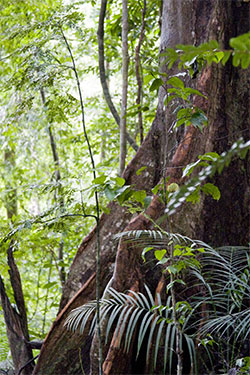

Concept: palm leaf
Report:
left=65, top=285, right=196, bottom=373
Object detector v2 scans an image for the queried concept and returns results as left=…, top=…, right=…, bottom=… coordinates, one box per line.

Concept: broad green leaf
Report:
left=222, top=50, right=232, bottom=65
left=104, top=186, right=116, bottom=201
left=144, top=74, right=154, bottom=84
left=154, top=249, right=167, bottom=261
left=232, top=53, right=241, bottom=67
left=167, top=77, right=184, bottom=89
left=191, top=111, right=208, bottom=130
left=133, top=190, right=147, bottom=205
left=186, top=186, right=200, bottom=204
left=199, top=152, right=220, bottom=162
left=149, top=78, right=164, bottom=92
left=241, top=53, right=250, bottom=69
left=214, top=51, right=224, bottom=62
left=201, top=183, right=221, bottom=200
left=92, top=175, right=107, bottom=185
left=113, top=177, right=125, bottom=186
left=185, top=88, right=206, bottom=98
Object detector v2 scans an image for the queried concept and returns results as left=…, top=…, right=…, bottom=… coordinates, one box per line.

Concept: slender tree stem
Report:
left=120, top=0, right=129, bottom=175
left=135, top=0, right=146, bottom=145
left=169, top=260, right=183, bottom=375
left=60, top=27, right=103, bottom=374
left=97, top=0, right=138, bottom=152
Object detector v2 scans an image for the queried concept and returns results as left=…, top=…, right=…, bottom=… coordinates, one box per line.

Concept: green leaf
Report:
left=186, top=186, right=200, bottom=204
left=164, top=94, right=176, bottom=105
left=144, top=74, right=154, bottom=84
left=113, top=177, right=125, bottom=186
left=167, top=265, right=179, bottom=275
left=232, top=53, right=241, bottom=67
left=136, top=166, right=147, bottom=176
left=154, top=249, right=167, bottom=261
left=230, top=33, right=250, bottom=51
left=167, top=77, right=184, bottom=89
left=201, top=183, right=221, bottom=200
left=43, top=281, right=57, bottom=289
left=149, top=78, right=164, bottom=92
left=214, top=51, right=224, bottom=62
left=115, top=186, right=133, bottom=204
left=199, top=152, right=220, bottom=162
left=173, top=247, right=183, bottom=256
left=104, top=186, right=116, bottom=201
left=185, top=88, right=206, bottom=98
left=92, top=175, right=107, bottom=184
left=132, top=190, right=147, bottom=205
left=208, top=40, right=219, bottom=49
left=144, top=196, right=152, bottom=208
left=152, top=184, right=160, bottom=195
left=221, top=50, right=231, bottom=65
left=166, top=279, right=186, bottom=293
left=241, top=53, right=250, bottom=69
left=191, top=111, right=208, bottom=130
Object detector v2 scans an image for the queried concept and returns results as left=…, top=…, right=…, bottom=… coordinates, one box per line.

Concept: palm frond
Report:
left=113, top=229, right=212, bottom=252
left=65, top=285, right=196, bottom=373
left=190, top=246, right=250, bottom=347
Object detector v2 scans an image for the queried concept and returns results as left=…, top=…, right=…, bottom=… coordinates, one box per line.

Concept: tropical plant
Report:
left=65, top=233, right=249, bottom=374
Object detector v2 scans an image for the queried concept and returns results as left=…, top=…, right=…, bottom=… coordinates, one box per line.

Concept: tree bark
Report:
left=32, top=0, right=249, bottom=374
left=0, top=242, right=34, bottom=375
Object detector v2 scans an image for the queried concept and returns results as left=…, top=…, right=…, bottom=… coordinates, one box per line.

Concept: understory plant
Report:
left=65, top=229, right=250, bottom=374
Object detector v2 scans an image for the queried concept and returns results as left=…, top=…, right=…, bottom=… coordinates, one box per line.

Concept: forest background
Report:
left=0, top=0, right=249, bottom=374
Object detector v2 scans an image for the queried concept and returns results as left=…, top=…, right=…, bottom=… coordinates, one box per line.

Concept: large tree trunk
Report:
left=32, top=0, right=249, bottom=374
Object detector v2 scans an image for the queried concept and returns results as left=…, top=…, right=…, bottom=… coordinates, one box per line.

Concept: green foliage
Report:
left=163, top=138, right=250, bottom=216
left=65, top=284, right=196, bottom=374
left=230, top=33, right=250, bottom=68
left=162, top=33, right=250, bottom=71
left=191, top=246, right=250, bottom=373
left=0, top=0, right=249, bottom=370
left=0, top=0, right=161, bottom=364
left=65, top=244, right=250, bottom=374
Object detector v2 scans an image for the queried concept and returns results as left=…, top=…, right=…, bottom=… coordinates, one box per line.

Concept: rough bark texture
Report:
left=32, top=0, right=249, bottom=374
left=0, top=242, right=34, bottom=375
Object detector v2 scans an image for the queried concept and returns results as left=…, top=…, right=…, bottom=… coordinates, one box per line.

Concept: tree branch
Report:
left=135, top=0, right=146, bottom=145
left=97, top=0, right=138, bottom=152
